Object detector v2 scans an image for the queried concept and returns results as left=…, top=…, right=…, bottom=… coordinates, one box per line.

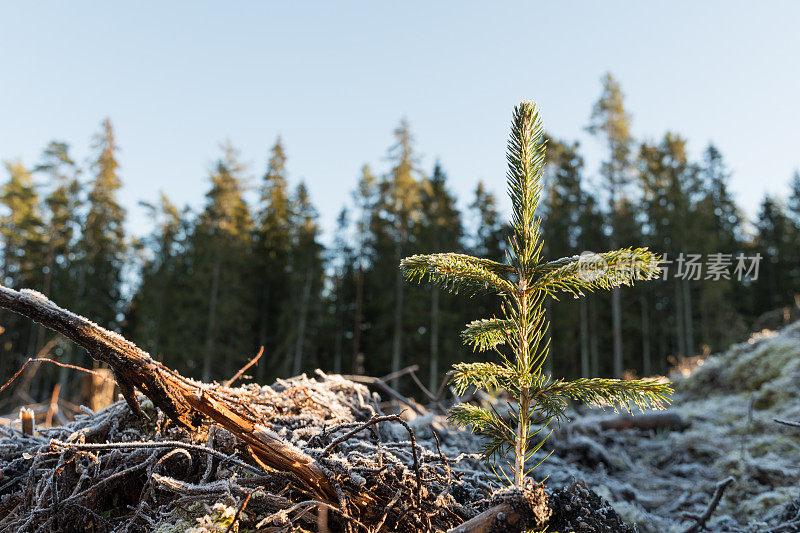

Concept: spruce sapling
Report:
left=401, top=101, right=673, bottom=486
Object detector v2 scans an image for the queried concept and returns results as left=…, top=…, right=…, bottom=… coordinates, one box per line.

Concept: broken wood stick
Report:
left=341, top=371, right=425, bottom=415
left=0, top=285, right=338, bottom=504
left=447, top=503, right=514, bottom=533
left=597, top=411, right=685, bottom=432
left=446, top=484, right=551, bottom=533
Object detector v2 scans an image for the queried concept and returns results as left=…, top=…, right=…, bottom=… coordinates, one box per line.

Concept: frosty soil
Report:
left=1, top=281, right=800, bottom=531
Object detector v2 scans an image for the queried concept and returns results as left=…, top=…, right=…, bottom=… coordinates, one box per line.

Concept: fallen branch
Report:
left=446, top=483, right=550, bottom=533
left=774, top=418, right=800, bottom=429
left=0, top=286, right=337, bottom=503
left=680, top=476, right=735, bottom=533
left=48, top=439, right=264, bottom=475
left=322, top=413, right=422, bottom=508
left=597, top=411, right=686, bottom=432
left=342, top=372, right=424, bottom=415
left=0, top=357, right=114, bottom=396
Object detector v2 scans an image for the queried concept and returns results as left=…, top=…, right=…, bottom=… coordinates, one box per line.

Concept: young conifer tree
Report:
left=401, top=101, right=672, bottom=486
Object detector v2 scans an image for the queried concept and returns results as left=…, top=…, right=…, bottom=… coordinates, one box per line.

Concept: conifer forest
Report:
left=2, top=5, right=800, bottom=532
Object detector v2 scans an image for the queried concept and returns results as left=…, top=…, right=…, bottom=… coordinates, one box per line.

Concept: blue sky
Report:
left=2, top=2, right=798, bottom=243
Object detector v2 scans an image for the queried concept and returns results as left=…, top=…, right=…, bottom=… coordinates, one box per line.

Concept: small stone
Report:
left=497, top=511, right=506, bottom=521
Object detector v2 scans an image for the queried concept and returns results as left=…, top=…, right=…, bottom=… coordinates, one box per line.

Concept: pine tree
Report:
left=541, top=138, right=588, bottom=377
left=0, top=160, right=47, bottom=379
left=254, top=138, right=293, bottom=381
left=350, top=166, right=377, bottom=374
left=418, top=162, right=462, bottom=391
left=78, top=119, right=127, bottom=329
left=384, top=120, right=421, bottom=380
left=402, top=102, right=671, bottom=486
left=193, top=142, right=254, bottom=380
left=638, top=133, right=702, bottom=360
left=587, top=73, right=633, bottom=377
left=127, top=193, right=186, bottom=361
left=0, top=161, right=46, bottom=291
left=755, top=195, right=793, bottom=311
left=35, top=141, right=83, bottom=309
left=288, top=182, right=324, bottom=376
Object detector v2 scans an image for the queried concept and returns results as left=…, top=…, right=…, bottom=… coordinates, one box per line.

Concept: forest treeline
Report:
left=2, top=74, right=799, bottom=403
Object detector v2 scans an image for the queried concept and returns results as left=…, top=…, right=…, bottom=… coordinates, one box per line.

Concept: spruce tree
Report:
left=0, top=160, right=46, bottom=377
left=541, top=138, right=588, bottom=377
left=128, top=193, right=185, bottom=361
left=418, top=163, right=462, bottom=391
left=288, top=182, right=324, bottom=376
left=789, top=170, right=800, bottom=228
left=695, top=144, right=745, bottom=350
left=193, top=142, right=254, bottom=380
left=79, top=119, right=127, bottom=329
left=587, top=73, right=633, bottom=377
left=638, top=134, right=701, bottom=360
left=350, top=166, right=377, bottom=374
left=755, top=195, right=793, bottom=311
left=401, top=102, right=671, bottom=486
left=383, top=120, right=421, bottom=379
left=0, top=161, right=46, bottom=291
left=35, top=142, right=83, bottom=308
left=254, top=138, right=293, bottom=381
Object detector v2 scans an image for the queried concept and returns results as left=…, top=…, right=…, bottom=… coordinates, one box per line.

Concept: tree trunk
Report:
left=589, top=299, right=599, bottom=377
left=544, top=300, right=552, bottom=375
left=640, top=293, right=651, bottom=376
left=292, top=268, right=312, bottom=376
left=333, top=275, right=343, bottom=374
left=390, top=241, right=404, bottom=383
left=579, top=298, right=589, bottom=377
left=256, top=282, right=270, bottom=384
left=352, top=264, right=364, bottom=374
left=429, top=287, right=440, bottom=392
left=683, top=279, right=694, bottom=356
left=674, top=279, right=686, bottom=358
left=611, top=288, right=623, bottom=377
left=202, top=257, right=221, bottom=382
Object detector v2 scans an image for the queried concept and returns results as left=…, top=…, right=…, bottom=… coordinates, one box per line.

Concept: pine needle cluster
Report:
left=401, top=101, right=673, bottom=486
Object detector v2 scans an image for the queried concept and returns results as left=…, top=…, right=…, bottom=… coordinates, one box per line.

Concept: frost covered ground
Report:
left=1, top=322, right=799, bottom=531
left=535, top=321, right=800, bottom=531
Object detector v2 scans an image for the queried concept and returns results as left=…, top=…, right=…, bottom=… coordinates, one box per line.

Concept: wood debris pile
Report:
left=0, top=370, right=635, bottom=532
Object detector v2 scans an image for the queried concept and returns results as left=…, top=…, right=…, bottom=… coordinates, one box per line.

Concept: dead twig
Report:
left=1, top=357, right=115, bottom=396
left=224, top=490, right=252, bottom=533
left=774, top=418, right=800, bottom=428
left=342, top=373, right=424, bottom=415
left=372, top=489, right=402, bottom=533
left=680, top=477, right=735, bottom=533
left=44, top=383, right=61, bottom=427
left=48, top=439, right=263, bottom=475
left=224, top=347, right=264, bottom=387
left=322, top=413, right=423, bottom=509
